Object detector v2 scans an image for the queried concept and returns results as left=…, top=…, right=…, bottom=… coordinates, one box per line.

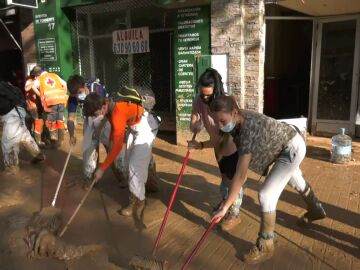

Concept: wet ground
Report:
left=0, top=131, right=359, bottom=269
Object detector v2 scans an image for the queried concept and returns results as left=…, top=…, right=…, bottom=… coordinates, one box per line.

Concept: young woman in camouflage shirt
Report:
left=210, top=95, right=326, bottom=264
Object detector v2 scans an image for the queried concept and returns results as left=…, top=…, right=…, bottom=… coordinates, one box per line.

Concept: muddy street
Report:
left=0, top=131, right=359, bottom=270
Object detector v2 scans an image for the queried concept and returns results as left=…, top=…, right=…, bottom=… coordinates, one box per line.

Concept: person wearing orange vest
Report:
left=33, top=66, right=67, bottom=147
left=85, top=88, right=159, bottom=217
left=24, top=68, right=44, bottom=146
left=66, top=76, right=161, bottom=194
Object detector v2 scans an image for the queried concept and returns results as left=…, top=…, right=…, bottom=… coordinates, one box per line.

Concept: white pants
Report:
left=82, top=113, right=159, bottom=200
left=127, top=112, right=159, bottom=200
left=1, top=107, right=40, bottom=167
left=259, top=133, right=307, bottom=212
left=82, top=115, right=111, bottom=179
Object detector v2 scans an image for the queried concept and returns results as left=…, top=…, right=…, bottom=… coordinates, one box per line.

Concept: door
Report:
left=195, top=54, right=229, bottom=94
left=150, top=31, right=173, bottom=113
left=312, top=17, right=360, bottom=136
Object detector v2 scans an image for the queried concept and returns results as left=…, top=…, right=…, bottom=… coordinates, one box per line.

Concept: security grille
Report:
left=73, top=0, right=176, bottom=114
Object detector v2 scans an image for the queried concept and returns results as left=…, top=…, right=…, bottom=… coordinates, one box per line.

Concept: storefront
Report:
left=32, top=0, right=214, bottom=144
left=8, top=0, right=359, bottom=144
left=265, top=1, right=360, bottom=137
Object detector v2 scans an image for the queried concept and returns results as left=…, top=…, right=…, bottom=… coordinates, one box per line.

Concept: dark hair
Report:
left=32, top=66, right=43, bottom=77
left=67, top=75, right=85, bottom=95
left=29, top=69, right=35, bottom=77
left=210, top=95, right=238, bottom=113
left=83, top=92, right=104, bottom=117
left=197, top=68, right=225, bottom=97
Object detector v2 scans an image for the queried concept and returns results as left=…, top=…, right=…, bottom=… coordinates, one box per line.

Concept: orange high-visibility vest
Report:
left=38, top=73, right=67, bottom=107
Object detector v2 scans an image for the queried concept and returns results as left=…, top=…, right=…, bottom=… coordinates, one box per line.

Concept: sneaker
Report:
left=219, top=213, right=242, bottom=231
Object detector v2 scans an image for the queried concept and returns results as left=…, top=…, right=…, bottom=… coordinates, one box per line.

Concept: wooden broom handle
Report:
left=58, top=178, right=96, bottom=237
left=51, top=146, right=73, bottom=207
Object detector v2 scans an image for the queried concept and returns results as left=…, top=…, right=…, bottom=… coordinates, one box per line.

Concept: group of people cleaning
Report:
left=0, top=66, right=327, bottom=264
left=1, top=65, right=160, bottom=217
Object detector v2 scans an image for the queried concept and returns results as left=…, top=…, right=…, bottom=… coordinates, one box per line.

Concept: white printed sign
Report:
left=7, top=0, right=38, bottom=9
left=112, top=27, right=150, bottom=55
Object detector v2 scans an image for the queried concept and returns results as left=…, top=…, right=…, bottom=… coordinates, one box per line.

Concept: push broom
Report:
left=129, top=133, right=196, bottom=270
left=28, top=146, right=73, bottom=234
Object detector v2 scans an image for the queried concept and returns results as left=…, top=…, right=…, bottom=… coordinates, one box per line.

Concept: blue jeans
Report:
left=218, top=150, right=244, bottom=217
left=220, top=181, right=244, bottom=216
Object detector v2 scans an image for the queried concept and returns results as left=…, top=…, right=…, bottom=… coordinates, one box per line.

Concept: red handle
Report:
left=152, top=133, right=196, bottom=255
left=181, top=218, right=220, bottom=270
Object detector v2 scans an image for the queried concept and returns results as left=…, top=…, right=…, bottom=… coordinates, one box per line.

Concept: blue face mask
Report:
left=221, top=121, right=236, bottom=133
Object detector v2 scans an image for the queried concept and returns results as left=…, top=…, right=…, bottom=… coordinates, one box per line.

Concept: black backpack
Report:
left=0, top=81, right=26, bottom=116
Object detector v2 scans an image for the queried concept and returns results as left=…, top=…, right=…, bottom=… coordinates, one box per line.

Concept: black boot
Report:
left=145, top=158, right=159, bottom=193
left=298, top=184, right=326, bottom=226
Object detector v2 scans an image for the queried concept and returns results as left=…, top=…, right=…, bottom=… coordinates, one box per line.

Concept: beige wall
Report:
left=211, top=0, right=265, bottom=112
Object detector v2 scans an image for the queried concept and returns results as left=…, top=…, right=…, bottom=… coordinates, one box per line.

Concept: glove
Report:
left=190, top=114, right=203, bottom=133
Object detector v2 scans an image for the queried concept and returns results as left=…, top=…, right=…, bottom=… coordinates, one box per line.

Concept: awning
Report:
left=274, top=0, right=360, bottom=16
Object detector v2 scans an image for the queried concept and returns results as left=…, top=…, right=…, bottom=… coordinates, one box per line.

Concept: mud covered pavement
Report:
left=0, top=132, right=359, bottom=269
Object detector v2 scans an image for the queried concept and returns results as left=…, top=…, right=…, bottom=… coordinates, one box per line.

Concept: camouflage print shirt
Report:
left=230, top=110, right=297, bottom=175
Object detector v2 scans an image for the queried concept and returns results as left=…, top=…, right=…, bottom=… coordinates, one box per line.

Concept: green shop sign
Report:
left=174, top=5, right=210, bottom=132
left=33, top=0, right=73, bottom=79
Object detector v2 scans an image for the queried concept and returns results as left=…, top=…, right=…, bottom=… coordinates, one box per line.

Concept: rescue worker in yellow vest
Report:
left=33, top=66, right=67, bottom=147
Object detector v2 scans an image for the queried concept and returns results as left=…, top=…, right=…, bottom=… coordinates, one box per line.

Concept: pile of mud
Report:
left=5, top=215, right=124, bottom=270
left=26, top=229, right=102, bottom=260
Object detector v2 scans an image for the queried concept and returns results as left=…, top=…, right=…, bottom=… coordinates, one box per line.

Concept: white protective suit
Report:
left=1, top=106, right=41, bottom=167
left=82, top=115, right=111, bottom=180
left=82, top=111, right=159, bottom=200
left=125, top=111, right=159, bottom=200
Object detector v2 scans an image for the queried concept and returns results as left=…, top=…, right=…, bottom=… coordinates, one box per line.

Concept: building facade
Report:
left=3, top=0, right=360, bottom=143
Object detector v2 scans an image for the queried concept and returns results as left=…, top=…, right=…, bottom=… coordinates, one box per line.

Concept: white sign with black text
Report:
left=112, top=27, right=150, bottom=55
left=7, top=0, right=38, bottom=9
